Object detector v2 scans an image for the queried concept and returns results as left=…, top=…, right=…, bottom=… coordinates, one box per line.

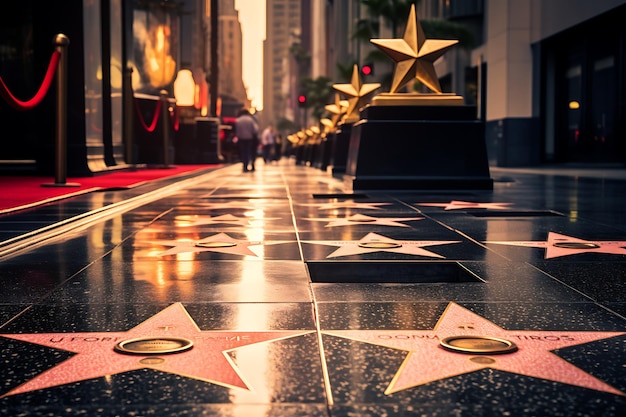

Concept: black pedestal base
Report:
left=313, top=137, right=332, bottom=170
left=344, top=105, right=493, bottom=191
left=328, top=124, right=352, bottom=175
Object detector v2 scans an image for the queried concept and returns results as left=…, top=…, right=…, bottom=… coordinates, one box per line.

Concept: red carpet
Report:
left=0, top=164, right=220, bottom=213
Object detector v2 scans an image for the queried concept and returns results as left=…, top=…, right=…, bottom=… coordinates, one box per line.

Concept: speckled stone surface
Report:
left=0, top=161, right=625, bottom=416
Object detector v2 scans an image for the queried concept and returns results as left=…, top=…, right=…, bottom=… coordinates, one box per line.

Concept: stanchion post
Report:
left=55, top=34, right=69, bottom=184
left=124, top=66, right=134, bottom=167
left=160, top=89, right=171, bottom=168
left=42, top=33, right=80, bottom=188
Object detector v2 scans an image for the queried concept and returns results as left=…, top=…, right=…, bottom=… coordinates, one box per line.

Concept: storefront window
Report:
left=84, top=0, right=103, bottom=146
left=550, top=9, right=624, bottom=163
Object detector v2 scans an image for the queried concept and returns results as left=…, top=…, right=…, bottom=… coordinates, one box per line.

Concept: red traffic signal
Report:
left=298, top=94, right=307, bottom=107
left=361, top=63, right=374, bottom=76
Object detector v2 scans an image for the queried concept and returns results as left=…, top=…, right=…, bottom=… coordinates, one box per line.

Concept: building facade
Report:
left=262, top=0, right=302, bottom=128
left=527, top=0, right=626, bottom=165
left=217, top=0, right=249, bottom=116
left=420, top=0, right=626, bottom=166
left=309, top=0, right=626, bottom=167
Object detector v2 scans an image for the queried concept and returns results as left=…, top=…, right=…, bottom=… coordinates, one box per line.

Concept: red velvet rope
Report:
left=0, top=50, right=61, bottom=111
left=134, top=97, right=162, bottom=133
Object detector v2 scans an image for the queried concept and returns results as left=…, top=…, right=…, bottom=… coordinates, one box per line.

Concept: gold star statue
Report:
left=333, top=64, right=380, bottom=122
left=371, top=4, right=458, bottom=94
left=324, top=93, right=349, bottom=129
left=320, top=117, right=334, bottom=132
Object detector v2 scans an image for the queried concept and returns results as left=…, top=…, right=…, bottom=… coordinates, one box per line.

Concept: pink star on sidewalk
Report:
left=299, top=202, right=391, bottom=210
left=485, top=232, right=626, bottom=259
left=418, top=200, right=513, bottom=210
left=147, top=232, right=291, bottom=257
left=1, top=303, right=310, bottom=397
left=302, top=232, right=460, bottom=258
left=305, top=213, right=423, bottom=228
left=325, top=302, right=624, bottom=395
left=175, top=214, right=279, bottom=228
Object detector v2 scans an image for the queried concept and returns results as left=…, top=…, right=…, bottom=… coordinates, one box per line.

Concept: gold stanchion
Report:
left=160, top=90, right=172, bottom=168
left=42, top=33, right=80, bottom=188
left=123, top=66, right=135, bottom=168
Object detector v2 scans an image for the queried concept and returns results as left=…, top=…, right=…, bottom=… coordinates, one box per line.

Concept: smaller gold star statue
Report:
left=333, top=64, right=381, bottom=122
left=324, top=93, right=349, bottom=130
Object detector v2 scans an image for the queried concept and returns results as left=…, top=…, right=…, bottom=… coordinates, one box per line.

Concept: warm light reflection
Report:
left=244, top=230, right=265, bottom=258
left=175, top=252, right=196, bottom=280
left=110, top=61, right=123, bottom=89
left=337, top=228, right=359, bottom=241
left=146, top=249, right=164, bottom=257
left=155, top=260, right=167, bottom=287
left=197, top=78, right=208, bottom=116
left=229, top=341, right=272, bottom=406
left=569, top=101, right=580, bottom=110
left=96, top=59, right=124, bottom=89
left=242, top=229, right=265, bottom=242
left=569, top=181, right=580, bottom=222
left=132, top=229, right=198, bottom=299
left=130, top=63, right=142, bottom=90
left=244, top=209, right=265, bottom=218
left=174, top=215, right=196, bottom=227
left=230, top=260, right=272, bottom=404
left=88, top=195, right=123, bottom=252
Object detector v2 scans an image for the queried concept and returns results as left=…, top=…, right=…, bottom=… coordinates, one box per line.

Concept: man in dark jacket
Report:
left=234, top=109, right=259, bottom=172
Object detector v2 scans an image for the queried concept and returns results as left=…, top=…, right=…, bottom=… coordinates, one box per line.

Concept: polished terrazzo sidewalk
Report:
left=0, top=160, right=624, bottom=416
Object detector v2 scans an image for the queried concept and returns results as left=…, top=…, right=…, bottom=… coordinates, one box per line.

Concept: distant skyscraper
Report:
left=263, top=0, right=302, bottom=126
left=217, top=0, right=250, bottom=114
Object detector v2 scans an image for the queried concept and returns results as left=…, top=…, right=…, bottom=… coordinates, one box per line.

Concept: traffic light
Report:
left=298, top=94, right=307, bottom=107
left=361, top=62, right=374, bottom=76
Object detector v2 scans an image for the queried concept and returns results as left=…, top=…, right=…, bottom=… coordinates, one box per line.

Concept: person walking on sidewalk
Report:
left=261, top=125, right=276, bottom=164
left=234, top=108, right=259, bottom=172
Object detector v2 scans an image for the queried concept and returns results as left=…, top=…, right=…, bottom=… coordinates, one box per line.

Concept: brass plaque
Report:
left=114, top=337, right=194, bottom=355
left=358, top=242, right=402, bottom=249
left=371, top=93, right=464, bottom=106
left=553, top=242, right=600, bottom=249
left=440, top=335, right=517, bottom=354
left=195, top=242, right=237, bottom=248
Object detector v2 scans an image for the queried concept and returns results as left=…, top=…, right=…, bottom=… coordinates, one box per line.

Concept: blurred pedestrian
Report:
left=234, top=109, right=259, bottom=172
left=274, top=133, right=283, bottom=161
left=261, top=125, right=276, bottom=163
